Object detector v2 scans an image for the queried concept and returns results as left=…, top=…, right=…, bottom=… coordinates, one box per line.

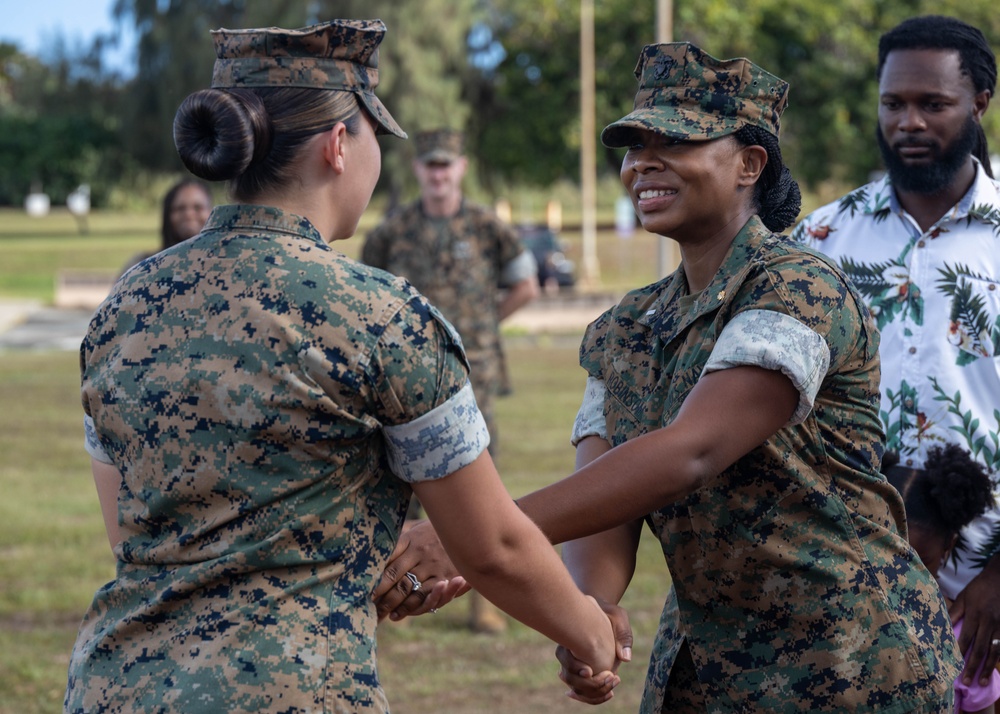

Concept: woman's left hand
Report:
left=373, top=520, right=469, bottom=621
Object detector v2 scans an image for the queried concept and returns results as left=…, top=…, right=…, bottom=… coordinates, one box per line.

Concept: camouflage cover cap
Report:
left=211, top=19, right=405, bottom=138
left=602, top=42, right=788, bottom=147
left=414, top=129, right=465, bottom=163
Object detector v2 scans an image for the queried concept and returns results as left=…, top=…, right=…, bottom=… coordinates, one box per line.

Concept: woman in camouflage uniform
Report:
left=549, top=42, right=964, bottom=712
left=383, top=42, right=964, bottom=712
left=64, top=19, right=619, bottom=714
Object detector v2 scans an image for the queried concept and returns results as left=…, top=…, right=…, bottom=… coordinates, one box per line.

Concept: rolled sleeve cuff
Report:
left=500, top=250, right=538, bottom=286
left=84, top=415, right=114, bottom=464
left=383, top=382, right=490, bottom=482
left=571, top=376, right=608, bottom=445
left=702, top=310, right=830, bottom=425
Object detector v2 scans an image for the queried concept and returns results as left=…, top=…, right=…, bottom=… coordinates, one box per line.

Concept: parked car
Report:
left=517, top=225, right=576, bottom=289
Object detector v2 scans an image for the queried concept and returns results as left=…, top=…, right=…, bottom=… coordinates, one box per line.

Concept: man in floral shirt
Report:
left=794, top=15, right=1000, bottom=688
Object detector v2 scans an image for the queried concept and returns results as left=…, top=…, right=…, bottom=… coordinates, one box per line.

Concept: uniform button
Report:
left=991, top=284, right=997, bottom=292
left=917, top=240, right=926, bottom=248
left=904, top=398, right=914, bottom=409
left=906, top=458, right=914, bottom=466
left=908, top=346, right=917, bottom=354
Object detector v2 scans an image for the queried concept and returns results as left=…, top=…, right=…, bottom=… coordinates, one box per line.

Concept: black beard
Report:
left=876, top=114, right=978, bottom=195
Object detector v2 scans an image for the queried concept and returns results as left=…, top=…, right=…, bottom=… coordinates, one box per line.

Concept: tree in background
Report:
left=317, top=0, right=477, bottom=209
left=107, top=0, right=477, bottom=208
left=465, top=0, right=650, bottom=191
left=469, top=0, right=1000, bottom=191
left=0, top=40, right=131, bottom=207
left=111, top=0, right=313, bottom=173
left=2, top=0, right=999, bottom=208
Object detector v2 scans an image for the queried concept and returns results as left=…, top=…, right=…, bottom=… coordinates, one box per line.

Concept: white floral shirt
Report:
left=793, top=160, right=1000, bottom=598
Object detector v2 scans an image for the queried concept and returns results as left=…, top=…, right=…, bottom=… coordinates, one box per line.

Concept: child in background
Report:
left=885, top=444, right=1000, bottom=714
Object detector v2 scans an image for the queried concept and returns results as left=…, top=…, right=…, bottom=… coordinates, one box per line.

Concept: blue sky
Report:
left=2, top=0, right=136, bottom=74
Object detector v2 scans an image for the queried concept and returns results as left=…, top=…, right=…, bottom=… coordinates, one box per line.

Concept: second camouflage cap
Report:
left=415, top=129, right=464, bottom=163
left=602, top=42, right=788, bottom=147
left=210, top=18, right=406, bottom=138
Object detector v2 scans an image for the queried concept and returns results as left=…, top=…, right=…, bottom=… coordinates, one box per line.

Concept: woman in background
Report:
left=159, top=179, right=213, bottom=251
left=119, top=179, right=212, bottom=275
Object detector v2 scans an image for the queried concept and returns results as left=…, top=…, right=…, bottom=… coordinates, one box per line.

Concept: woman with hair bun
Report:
left=65, top=19, right=618, bottom=713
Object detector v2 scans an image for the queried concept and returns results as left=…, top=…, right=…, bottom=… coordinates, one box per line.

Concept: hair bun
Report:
left=173, top=89, right=272, bottom=181
left=760, top=166, right=801, bottom=232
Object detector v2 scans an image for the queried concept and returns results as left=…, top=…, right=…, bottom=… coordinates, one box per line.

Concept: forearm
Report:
left=416, top=454, right=613, bottom=669
left=458, top=511, right=612, bottom=662
left=517, top=427, right=704, bottom=544
left=91, top=458, right=123, bottom=552
left=519, top=365, right=798, bottom=544
left=562, top=523, right=641, bottom=604
left=497, top=277, right=539, bottom=321
left=560, top=436, right=640, bottom=603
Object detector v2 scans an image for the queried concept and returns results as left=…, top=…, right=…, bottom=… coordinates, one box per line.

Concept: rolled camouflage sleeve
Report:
left=703, top=309, right=830, bottom=425
left=571, top=376, right=608, bottom=445
left=495, top=218, right=534, bottom=285
left=383, top=382, right=489, bottom=482
left=369, top=297, right=489, bottom=482
left=83, top=414, right=114, bottom=464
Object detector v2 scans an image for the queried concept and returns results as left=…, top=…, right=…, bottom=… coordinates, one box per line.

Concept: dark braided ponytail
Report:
left=878, top=15, right=996, bottom=178
left=732, top=124, right=802, bottom=233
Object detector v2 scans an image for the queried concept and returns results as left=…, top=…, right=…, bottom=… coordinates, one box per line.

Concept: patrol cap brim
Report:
left=417, top=148, right=459, bottom=164
left=602, top=105, right=740, bottom=147
left=358, top=92, right=406, bottom=138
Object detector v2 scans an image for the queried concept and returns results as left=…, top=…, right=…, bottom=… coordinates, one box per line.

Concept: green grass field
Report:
left=0, top=209, right=159, bottom=301
left=0, top=205, right=665, bottom=305
left=0, top=205, right=671, bottom=713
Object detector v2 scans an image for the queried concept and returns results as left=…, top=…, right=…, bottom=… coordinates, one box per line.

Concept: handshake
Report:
left=371, top=519, right=634, bottom=705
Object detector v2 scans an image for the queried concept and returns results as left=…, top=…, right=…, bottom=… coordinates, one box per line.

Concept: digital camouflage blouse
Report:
left=578, top=216, right=960, bottom=712
left=66, top=205, right=487, bottom=713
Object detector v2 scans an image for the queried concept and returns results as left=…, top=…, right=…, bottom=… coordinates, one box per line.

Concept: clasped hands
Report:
left=372, top=519, right=633, bottom=704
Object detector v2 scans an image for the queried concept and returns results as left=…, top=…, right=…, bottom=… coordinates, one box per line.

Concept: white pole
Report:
left=580, top=0, right=600, bottom=286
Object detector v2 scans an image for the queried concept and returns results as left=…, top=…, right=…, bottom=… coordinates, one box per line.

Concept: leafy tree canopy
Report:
left=2, top=0, right=1000, bottom=207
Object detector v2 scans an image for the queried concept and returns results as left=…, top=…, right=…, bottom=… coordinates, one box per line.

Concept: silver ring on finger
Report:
left=405, top=571, right=422, bottom=593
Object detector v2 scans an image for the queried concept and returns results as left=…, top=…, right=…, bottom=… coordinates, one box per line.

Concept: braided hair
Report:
left=732, top=125, right=802, bottom=233
left=877, top=15, right=996, bottom=178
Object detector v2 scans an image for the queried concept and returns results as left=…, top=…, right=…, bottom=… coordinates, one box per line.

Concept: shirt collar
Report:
left=639, top=216, right=770, bottom=341
left=203, top=204, right=325, bottom=245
